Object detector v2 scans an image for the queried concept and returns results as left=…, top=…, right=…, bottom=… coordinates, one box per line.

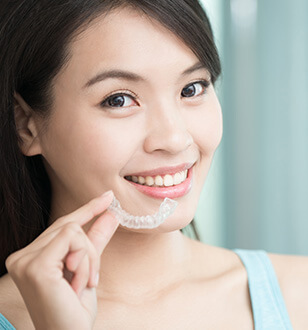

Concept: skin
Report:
left=1, top=7, right=308, bottom=329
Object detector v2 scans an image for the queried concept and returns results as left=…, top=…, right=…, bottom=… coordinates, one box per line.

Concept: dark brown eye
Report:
left=182, top=85, right=196, bottom=97
left=108, top=95, right=126, bottom=107
left=101, top=93, right=137, bottom=108
left=181, top=81, right=209, bottom=98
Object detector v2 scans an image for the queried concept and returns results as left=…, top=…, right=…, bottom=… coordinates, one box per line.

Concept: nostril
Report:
left=143, top=128, right=193, bottom=154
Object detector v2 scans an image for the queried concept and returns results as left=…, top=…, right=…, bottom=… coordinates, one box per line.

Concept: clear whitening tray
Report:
left=108, top=197, right=178, bottom=229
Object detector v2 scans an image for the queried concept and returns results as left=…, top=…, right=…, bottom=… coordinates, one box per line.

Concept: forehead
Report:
left=60, top=7, right=200, bottom=84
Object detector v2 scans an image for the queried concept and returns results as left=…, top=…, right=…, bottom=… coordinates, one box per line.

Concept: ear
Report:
left=14, top=93, right=43, bottom=156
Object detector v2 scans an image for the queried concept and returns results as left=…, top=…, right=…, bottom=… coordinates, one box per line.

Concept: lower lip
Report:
left=126, top=167, right=193, bottom=199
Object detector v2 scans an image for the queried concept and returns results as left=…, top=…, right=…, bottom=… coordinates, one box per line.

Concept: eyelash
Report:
left=100, top=89, right=138, bottom=109
left=99, top=79, right=210, bottom=109
left=181, top=79, right=210, bottom=98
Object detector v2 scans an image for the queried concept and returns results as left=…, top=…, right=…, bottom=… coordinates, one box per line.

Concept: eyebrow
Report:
left=83, top=61, right=209, bottom=89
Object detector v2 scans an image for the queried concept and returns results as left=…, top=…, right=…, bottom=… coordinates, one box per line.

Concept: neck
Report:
left=96, top=229, right=192, bottom=302
left=47, top=193, right=194, bottom=301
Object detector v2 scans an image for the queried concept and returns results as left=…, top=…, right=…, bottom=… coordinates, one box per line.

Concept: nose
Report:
left=143, top=103, right=193, bottom=155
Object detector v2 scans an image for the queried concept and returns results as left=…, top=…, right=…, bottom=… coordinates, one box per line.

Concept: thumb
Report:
left=87, top=211, right=119, bottom=256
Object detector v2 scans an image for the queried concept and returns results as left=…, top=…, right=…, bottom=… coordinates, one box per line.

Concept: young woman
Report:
left=0, top=1, right=307, bottom=329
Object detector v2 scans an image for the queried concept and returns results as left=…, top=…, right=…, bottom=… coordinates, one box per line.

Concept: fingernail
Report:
left=95, top=273, right=100, bottom=286
left=101, top=190, right=113, bottom=198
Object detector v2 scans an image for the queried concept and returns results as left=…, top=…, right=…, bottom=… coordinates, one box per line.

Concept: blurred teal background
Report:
left=194, top=0, right=308, bottom=255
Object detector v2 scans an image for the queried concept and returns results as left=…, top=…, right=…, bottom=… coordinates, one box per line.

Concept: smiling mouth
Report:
left=124, top=169, right=188, bottom=187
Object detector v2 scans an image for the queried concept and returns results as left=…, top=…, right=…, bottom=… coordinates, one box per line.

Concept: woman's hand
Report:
left=5, top=191, right=119, bottom=330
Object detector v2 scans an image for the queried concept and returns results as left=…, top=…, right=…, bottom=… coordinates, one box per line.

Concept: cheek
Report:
left=188, top=100, right=223, bottom=154
left=40, top=115, right=145, bottom=205
left=82, top=121, right=140, bottom=173
left=40, top=111, right=141, bottom=187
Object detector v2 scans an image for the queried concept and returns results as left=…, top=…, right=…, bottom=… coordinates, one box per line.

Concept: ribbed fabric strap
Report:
left=234, top=249, right=293, bottom=330
left=0, top=314, right=15, bottom=330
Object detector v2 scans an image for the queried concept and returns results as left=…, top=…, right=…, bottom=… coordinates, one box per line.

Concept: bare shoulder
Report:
left=184, top=237, right=242, bottom=273
left=181, top=237, right=254, bottom=329
left=0, top=274, right=33, bottom=329
left=268, top=252, right=308, bottom=329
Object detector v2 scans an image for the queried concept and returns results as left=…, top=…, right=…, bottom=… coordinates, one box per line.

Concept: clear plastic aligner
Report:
left=108, top=197, right=178, bottom=229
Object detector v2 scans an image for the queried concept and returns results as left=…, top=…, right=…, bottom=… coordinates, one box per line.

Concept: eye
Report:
left=181, top=80, right=209, bottom=98
left=100, top=93, right=138, bottom=108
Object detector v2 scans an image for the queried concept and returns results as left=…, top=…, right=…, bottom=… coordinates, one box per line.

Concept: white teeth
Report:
left=173, top=172, right=182, bottom=185
left=138, top=176, right=145, bottom=184
left=163, top=174, right=173, bottom=187
left=128, top=169, right=189, bottom=187
left=181, top=171, right=185, bottom=182
left=154, top=175, right=164, bottom=186
left=145, top=176, right=154, bottom=186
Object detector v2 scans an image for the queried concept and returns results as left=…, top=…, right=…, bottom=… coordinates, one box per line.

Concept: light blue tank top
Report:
left=234, top=249, right=293, bottom=329
left=0, top=249, right=293, bottom=329
left=0, top=314, right=14, bottom=330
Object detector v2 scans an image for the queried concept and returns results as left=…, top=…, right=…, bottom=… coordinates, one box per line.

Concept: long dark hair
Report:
left=0, top=0, right=221, bottom=276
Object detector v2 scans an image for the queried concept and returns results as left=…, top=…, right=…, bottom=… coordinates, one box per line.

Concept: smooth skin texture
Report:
left=5, top=191, right=119, bottom=330
left=1, top=7, right=308, bottom=329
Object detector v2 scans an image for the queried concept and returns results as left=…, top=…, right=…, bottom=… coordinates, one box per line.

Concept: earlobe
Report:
left=14, top=93, right=43, bottom=156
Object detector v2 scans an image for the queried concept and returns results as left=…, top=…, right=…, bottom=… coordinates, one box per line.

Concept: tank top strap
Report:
left=0, top=314, right=15, bottom=330
left=234, top=249, right=293, bottom=330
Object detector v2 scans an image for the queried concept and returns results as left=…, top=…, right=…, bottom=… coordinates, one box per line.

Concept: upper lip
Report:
left=125, top=162, right=195, bottom=178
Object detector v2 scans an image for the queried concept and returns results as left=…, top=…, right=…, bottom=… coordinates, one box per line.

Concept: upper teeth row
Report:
left=128, top=170, right=188, bottom=187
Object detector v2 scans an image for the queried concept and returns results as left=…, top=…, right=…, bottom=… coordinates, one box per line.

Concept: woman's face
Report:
left=36, top=8, right=223, bottom=233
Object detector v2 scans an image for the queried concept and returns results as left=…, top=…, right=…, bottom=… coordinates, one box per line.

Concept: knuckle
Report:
left=54, top=214, right=67, bottom=225
left=5, top=253, right=15, bottom=273
left=6, top=253, right=36, bottom=281
left=5, top=249, right=24, bottom=274
left=62, top=222, right=82, bottom=236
